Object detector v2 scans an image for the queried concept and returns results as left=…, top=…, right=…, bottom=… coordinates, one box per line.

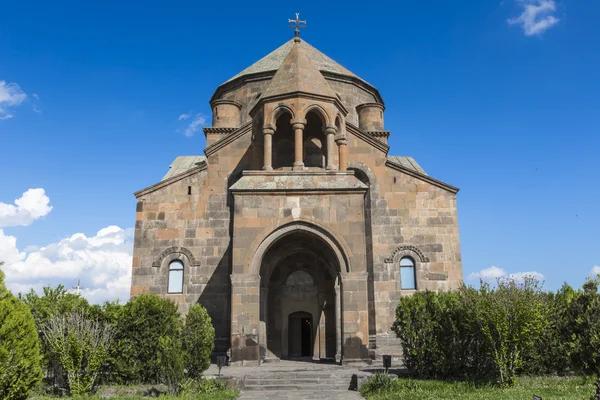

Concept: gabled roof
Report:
left=387, top=156, right=426, bottom=175
left=260, top=39, right=337, bottom=100
left=162, top=156, right=206, bottom=181
left=223, top=38, right=366, bottom=85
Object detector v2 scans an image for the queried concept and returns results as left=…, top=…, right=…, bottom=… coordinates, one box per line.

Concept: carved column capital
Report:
left=324, top=125, right=337, bottom=135
left=263, top=127, right=275, bottom=136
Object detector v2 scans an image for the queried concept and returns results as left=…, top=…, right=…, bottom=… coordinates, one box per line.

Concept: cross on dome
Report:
left=288, top=13, right=306, bottom=39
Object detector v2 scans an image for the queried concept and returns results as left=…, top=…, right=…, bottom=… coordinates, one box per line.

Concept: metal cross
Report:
left=288, top=13, right=306, bottom=37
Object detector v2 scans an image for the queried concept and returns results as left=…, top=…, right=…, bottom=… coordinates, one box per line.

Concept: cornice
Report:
left=385, top=160, right=460, bottom=194
left=203, top=127, right=238, bottom=137
left=134, top=162, right=208, bottom=198
left=367, top=131, right=391, bottom=139
left=249, top=90, right=349, bottom=118
left=345, top=123, right=390, bottom=154
left=203, top=122, right=253, bottom=157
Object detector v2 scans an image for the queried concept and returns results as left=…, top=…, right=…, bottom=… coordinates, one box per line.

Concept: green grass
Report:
left=29, top=384, right=239, bottom=400
left=362, top=376, right=596, bottom=400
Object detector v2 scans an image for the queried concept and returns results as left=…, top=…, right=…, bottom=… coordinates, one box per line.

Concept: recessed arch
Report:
left=247, top=221, right=351, bottom=277
left=301, top=103, right=331, bottom=127
left=385, top=245, right=430, bottom=264
left=152, top=246, right=200, bottom=268
left=269, top=104, right=296, bottom=127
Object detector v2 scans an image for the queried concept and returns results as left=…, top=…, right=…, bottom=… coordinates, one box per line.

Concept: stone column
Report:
left=292, top=122, right=305, bottom=171
left=263, top=127, right=274, bottom=171
left=335, top=279, right=342, bottom=364
left=341, top=271, right=370, bottom=363
left=325, top=126, right=337, bottom=170
left=230, top=274, right=261, bottom=366
left=260, top=287, right=268, bottom=362
left=336, top=138, right=348, bottom=171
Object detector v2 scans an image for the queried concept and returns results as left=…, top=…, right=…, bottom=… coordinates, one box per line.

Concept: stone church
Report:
left=130, top=32, right=463, bottom=365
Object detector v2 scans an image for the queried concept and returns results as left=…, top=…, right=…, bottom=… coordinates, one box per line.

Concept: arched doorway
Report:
left=259, top=230, right=341, bottom=362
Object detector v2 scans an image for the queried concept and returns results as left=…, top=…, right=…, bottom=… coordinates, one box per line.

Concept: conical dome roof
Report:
left=259, top=39, right=338, bottom=100
left=222, top=38, right=368, bottom=86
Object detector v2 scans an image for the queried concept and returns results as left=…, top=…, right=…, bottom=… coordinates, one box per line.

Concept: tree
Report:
left=43, top=309, right=115, bottom=395
left=113, top=294, right=183, bottom=383
left=0, top=265, right=43, bottom=400
left=182, top=303, right=215, bottom=378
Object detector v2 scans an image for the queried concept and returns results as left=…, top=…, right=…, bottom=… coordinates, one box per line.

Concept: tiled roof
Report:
left=387, top=156, right=427, bottom=175
left=260, top=39, right=337, bottom=100
left=161, top=156, right=206, bottom=181
left=223, top=39, right=366, bottom=85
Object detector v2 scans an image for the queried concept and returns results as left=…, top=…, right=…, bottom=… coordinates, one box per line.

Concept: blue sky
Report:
left=0, top=0, right=598, bottom=302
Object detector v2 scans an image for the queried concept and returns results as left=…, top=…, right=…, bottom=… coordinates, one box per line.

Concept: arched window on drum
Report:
left=400, top=257, right=416, bottom=290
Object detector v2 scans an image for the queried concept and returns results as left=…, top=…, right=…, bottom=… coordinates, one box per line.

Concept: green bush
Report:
left=394, top=277, right=549, bottom=386
left=158, top=335, right=185, bottom=395
left=20, top=284, right=91, bottom=386
left=113, top=294, right=183, bottom=384
left=182, top=303, right=215, bottom=378
left=43, top=309, right=115, bottom=395
left=0, top=267, right=43, bottom=400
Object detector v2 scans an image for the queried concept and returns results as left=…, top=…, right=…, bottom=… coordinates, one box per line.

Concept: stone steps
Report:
left=242, top=371, right=365, bottom=391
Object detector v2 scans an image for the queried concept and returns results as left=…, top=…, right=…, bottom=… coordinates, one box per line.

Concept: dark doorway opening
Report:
left=301, top=317, right=311, bottom=356
left=288, top=311, right=313, bottom=358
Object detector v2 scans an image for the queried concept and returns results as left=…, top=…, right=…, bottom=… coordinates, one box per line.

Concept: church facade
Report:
left=130, top=34, right=463, bottom=365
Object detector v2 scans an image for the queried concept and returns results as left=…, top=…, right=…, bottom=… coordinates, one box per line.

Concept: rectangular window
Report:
left=400, top=267, right=416, bottom=290
left=168, top=270, right=184, bottom=293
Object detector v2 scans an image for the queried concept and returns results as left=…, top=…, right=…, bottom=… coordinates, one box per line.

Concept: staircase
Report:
left=242, top=370, right=363, bottom=391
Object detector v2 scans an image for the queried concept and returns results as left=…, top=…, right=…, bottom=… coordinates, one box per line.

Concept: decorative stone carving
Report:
left=152, top=246, right=201, bottom=268
left=385, top=245, right=430, bottom=264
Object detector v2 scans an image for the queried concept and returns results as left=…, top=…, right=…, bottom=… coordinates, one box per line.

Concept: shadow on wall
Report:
left=344, top=336, right=370, bottom=361
left=197, top=144, right=254, bottom=356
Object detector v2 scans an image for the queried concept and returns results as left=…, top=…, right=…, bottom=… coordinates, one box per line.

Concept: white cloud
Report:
left=0, top=188, right=52, bottom=228
left=0, top=80, right=28, bottom=120
left=1, top=225, right=133, bottom=304
left=469, top=265, right=544, bottom=282
left=178, top=113, right=191, bottom=121
left=590, top=265, right=600, bottom=278
left=508, top=0, right=560, bottom=36
left=469, top=266, right=507, bottom=281
left=0, top=189, right=132, bottom=304
left=184, top=113, right=206, bottom=137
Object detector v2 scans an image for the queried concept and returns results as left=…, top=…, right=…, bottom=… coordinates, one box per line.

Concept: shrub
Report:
left=570, top=278, right=600, bottom=376
left=182, top=303, right=215, bottom=378
left=0, top=267, right=43, bottom=400
left=180, top=377, right=228, bottom=395
left=43, top=309, right=115, bottom=395
left=394, top=276, right=549, bottom=386
left=359, top=373, right=397, bottom=395
left=113, top=294, right=183, bottom=383
left=20, top=284, right=91, bottom=386
left=158, top=335, right=184, bottom=395
left=461, top=277, right=548, bottom=386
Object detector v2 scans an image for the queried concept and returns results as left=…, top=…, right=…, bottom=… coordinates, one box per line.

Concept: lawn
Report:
left=29, top=384, right=239, bottom=400
left=362, top=376, right=596, bottom=400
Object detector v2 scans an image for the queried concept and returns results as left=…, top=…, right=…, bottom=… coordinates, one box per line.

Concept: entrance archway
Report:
left=258, top=229, right=342, bottom=362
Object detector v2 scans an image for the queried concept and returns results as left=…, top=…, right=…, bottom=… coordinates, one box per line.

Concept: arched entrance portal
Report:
left=259, top=230, right=340, bottom=362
